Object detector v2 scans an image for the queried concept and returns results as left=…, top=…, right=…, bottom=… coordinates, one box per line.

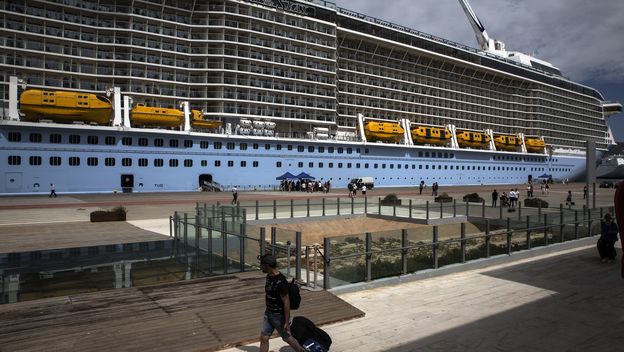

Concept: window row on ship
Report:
left=7, top=155, right=571, bottom=174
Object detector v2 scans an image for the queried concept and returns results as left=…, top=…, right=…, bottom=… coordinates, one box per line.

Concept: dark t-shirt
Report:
left=265, top=273, right=288, bottom=313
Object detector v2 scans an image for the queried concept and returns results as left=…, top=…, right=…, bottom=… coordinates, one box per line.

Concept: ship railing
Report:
left=171, top=201, right=611, bottom=290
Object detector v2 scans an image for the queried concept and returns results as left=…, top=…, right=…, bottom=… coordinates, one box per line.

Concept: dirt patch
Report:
left=260, top=216, right=482, bottom=245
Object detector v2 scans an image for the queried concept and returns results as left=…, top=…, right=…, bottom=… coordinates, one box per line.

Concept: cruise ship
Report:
left=0, top=0, right=621, bottom=194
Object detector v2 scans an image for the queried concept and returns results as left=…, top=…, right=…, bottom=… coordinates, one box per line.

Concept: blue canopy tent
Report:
left=276, top=172, right=297, bottom=180
left=295, top=172, right=315, bottom=180
left=537, top=173, right=552, bottom=179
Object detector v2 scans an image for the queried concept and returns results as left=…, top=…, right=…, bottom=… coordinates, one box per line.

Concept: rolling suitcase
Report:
left=290, top=316, right=332, bottom=352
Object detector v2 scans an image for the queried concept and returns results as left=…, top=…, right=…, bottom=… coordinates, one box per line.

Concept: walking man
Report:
left=583, top=185, right=588, bottom=199
left=492, top=189, right=498, bottom=207
left=49, top=183, right=57, bottom=198
left=362, top=184, right=367, bottom=197
left=231, top=186, right=238, bottom=205
left=258, top=254, right=304, bottom=352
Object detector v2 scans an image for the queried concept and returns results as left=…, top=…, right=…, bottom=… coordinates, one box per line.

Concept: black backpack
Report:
left=283, top=275, right=301, bottom=310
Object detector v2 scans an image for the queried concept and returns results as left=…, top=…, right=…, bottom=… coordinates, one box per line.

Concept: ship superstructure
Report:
left=0, top=0, right=621, bottom=194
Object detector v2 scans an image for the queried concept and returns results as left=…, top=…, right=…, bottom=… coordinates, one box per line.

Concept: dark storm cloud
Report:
left=333, top=0, right=624, bottom=82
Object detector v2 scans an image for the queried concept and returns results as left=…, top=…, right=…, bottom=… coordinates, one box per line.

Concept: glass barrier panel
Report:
left=464, top=235, right=487, bottom=261
left=489, top=233, right=508, bottom=256
left=370, top=230, right=403, bottom=280
left=510, top=230, right=529, bottom=252
left=437, top=240, right=462, bottom=267
left=406, top=243, right=433, bottom=273
left=329, top=255, right=366, bottom=287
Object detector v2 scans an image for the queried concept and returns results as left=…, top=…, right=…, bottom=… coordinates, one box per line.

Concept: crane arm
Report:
left=458, top=0, right=491, bottom=51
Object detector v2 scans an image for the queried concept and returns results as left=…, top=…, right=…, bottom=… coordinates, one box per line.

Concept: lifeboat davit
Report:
left=19, top=89, right=112, bottom=125
left=130, top=104, right=184, bottom=128
left=494, top=134, right=522, bottom=151
left=456, top=130, right=490, bottom=149
left=411, top=126, right=451, bottom=146
left=363, top=121, right=404, bottom=143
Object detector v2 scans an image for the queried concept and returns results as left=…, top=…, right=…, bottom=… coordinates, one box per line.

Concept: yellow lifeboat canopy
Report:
left=494, top=134, right=522, bottom=151
left=456, top=130, right=491, bottom=149
left=130, top=104, right=184, bottom=128
left=411, top=126, right=451, bottom=146
left=19, top=89, right=112, bottom=125
left=363, top=121, right=404, bottom=143
left=525, top=137, right=546, bottom=153
left=190, top=110, right=222, bottom=130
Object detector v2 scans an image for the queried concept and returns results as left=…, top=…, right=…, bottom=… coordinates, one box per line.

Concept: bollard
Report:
left=271, top=227, right=276, bottom=255
left=409, top=199, right=412, bottom=218
left=538, top=200, right=541, bottom=218
left=286, top=240, right=291, bottom=279
left=393, top=201, right=396, bottom=217
left=518, top=202, right=522, bottom=220
left=560, top=204, right=565, bottom=242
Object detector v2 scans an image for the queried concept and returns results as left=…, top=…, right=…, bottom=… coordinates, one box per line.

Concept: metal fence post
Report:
left=587, top=208, right=593, bottom=237
left=440, top=200, right=443, bottom=219
left=402, top=229, right=408, bottom=275
left=295, top=231, right=302, bottom=281
left=307, top=198, right=310, bottom=217
left=365, top=196, right=368, bottom=214
left=393, top=201, right=396, bottom=217
left=290, top=199, right=294, bottom=218
left=256, top=200, right=259, bottom=220
left=270, top=227, right=276, bottom=255
left=574, top=210, right=579, bottom=239
left=260, top=227, right=266, bottom=256
left=518, top=202, right=522, bottom=220
left=378, top=197, right=381, bottom=215
left=499, top=202, right=503, bottom=219
left=365, top=232, right=372, bottom=282
left=286, top=241, right=291, bottom=279
left=351, top=197, right=354, bottom=214
left=460, top=222, right=466, bottom=263
left=465, top=201, right=469, bottom=217
left=453, top=199, right=457, bottom=217
left=433, top=226, right=439, bottom=269
left=560, top=204, right=565, bottom=242
left=426, top=201, right=430, bottom=220
left=538, top=200, right=541, bottom=218
left=409, top=199, right=412, bottom=219
left=323, top=237, right=330, bottom=289
left=593, top=183, right=596, bottom=209
left=543, top=213, right=548, bottom=245
left=485, top=219, right=490, bottom=258
left=506, top=217, right=512, bottom=255
left=482, top=200, right=485, bottom=218
left=526, top=215, right=531, bottom=249
left=240, top=223, right=245, bottom=271
left=183, top=213, right=189, bottom=259
left=337, top=197, right=340, bottom=215
left=305, top=246, right=310, bottom=287
left=322, top=198, right=326, bottom=216
left=173, top=211, right=178, bottom=239
left=222, top=220, right=228, bottom=274
left=273, top=200, right=277, bottom=219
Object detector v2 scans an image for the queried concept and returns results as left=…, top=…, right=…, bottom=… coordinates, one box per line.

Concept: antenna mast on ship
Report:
left=457, top=0, right=561, bottom=75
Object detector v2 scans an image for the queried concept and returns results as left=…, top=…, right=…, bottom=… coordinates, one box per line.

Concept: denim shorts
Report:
left=262, top=310, right=290, bottom=339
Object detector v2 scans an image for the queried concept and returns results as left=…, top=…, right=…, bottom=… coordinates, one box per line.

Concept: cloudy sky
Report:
left=333, top=0, right=624, bottom=141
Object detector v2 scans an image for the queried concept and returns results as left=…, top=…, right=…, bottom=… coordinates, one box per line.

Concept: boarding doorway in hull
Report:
left=199, top=174, right=218, bottom=191
left=121, top=174, right=134, bottom=193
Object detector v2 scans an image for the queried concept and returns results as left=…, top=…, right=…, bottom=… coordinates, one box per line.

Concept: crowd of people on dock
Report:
left=279, top=179, right=331, bottom=193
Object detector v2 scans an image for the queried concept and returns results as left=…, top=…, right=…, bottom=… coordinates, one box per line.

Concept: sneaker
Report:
left=601, top=259, right=607, bottom=263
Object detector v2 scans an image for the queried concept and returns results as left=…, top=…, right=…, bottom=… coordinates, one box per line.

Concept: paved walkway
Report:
left=221, top=242, right=624, bottom=352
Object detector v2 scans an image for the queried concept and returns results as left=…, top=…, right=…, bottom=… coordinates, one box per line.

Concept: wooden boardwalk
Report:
left=0, top=273, right=364, bottom=352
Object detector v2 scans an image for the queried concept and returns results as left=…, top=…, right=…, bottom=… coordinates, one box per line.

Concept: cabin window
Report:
left=122, top=158, right=132, bottom=167
left=276, top=145, right=282, bottom=150
left=318, top=162, right=323, bottom=168
left=240, top=161, right=246, bottom=167
left=298, top=146, right=304, bottom=152
left=265, top=144, right=271, bottom=150
left=49, top=156, right=62, bottom=166
left=338, top=163, right=342, bottom=168
left=87, top=157, right=98, bottom=166
left=308, top=146, right=314, bottom=153
left=69, top=135, right=80, bottom=144
left=122, top=137, right=132, bottom=146
left=253, top=143, right=259, bottom=150
left=419, top=165, right=423, bottom=169
left=8, top=132, right=21, bottom=142
left=347, top=148, right=352, bottom=154
left=169, top=159, right=178, bottom=167
left=29, top=156, right=42, bottom=165
left=337, top=147, right=343, bottom=154
left=105, top=158, right=115, bottom=166
left=8, top=155, right=21, bottom=165
left=69, top=157, right=80, bottom=166
left=328, top=147, right=334, bottom=153
left=201, top=160, right=207, bottom=167
left=87, top=136, right=99, bottom=144
left=365, top=163, right=369, bottom=169
left=139, top=138, right=148, bottom=146
left=138, top=158, right=148, bottom=167
left=382, top=164, right=386, bottom=169
left=169, top=139, right=179, bottom=148
left=240, top=143, right=247, bottom=150
left=154, top=159, right=164, bottom=167
left=184, top=159, right=193, bottom=167
left=425, top=165, right=429, bottom=170
left=228, top=161, right=234, bottom=167
left=374, top=164, right=378, bottom=169
left=215, top=160, right=221, bottom=167
left=200, top=141, right=209, bottom=149
left=309, top=162, right=314, bottom=168
left=298, top=162, right=303, bottom=167
left=214, top=142, right=222, bottom=149
left=253, top=161, right=259, bottom=167
left=184, top=140, right=193, bottom=148
left=318, top=147, right=324, bottom=153
left=29, top=133, right=42, bottom=143
left=425, top=152, right=429, bottom=157
left=226, top=142, right=235, bottom=150
left=49, top=134, right=62, bottom=143
left=288, top=145, right=293, bottom=151
left=105, top=136, right=116, bottom=145
left=356, top=163, right=360, bottom=168
left=391, top=164, right=395, bottom=169
left=276, top=161, right=282, bottom=167
left=328, top=163, right=333, bottom=168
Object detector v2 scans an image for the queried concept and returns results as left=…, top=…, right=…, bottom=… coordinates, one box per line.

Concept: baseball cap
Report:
left=257, top=254, right=277, bottom=267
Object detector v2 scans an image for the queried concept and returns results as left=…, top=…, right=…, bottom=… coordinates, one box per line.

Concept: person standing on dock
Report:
left=258, top=254, right=304, bottom=352
left=49, top=183, right=57, bottom=198
left=492, top=189, right=498, bottom=207
left=231, top=186, right=238, bottom=205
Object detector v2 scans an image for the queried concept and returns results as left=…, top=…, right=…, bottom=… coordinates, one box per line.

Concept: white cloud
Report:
left=333, top=0, right=624, bottom=82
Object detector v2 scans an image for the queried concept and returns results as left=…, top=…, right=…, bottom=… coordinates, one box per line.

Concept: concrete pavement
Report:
left=221, top=242, right=624, bottom=352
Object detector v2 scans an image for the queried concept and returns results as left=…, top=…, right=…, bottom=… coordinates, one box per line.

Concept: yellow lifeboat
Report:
left=411, top=126, right=451, bottom=146
left=190, top=110, right=222, bottom=130
left=456, top=130, right=491, bottom=149
left=130, top=104, right=184, bottom=128
left=19, top=89, right=112, bottom=125
left=494, top=134, right=522, bottom=151
left=525, top=137, right=546, bottom=153
left=363, top=121, right=404, bottom=143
